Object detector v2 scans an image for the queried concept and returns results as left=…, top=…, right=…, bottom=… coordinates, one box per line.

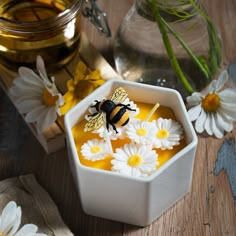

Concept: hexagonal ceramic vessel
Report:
left=64, top=80, right=198, bottom=226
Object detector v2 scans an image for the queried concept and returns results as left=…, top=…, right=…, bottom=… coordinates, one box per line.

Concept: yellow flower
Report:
left=60, top=61, right=105, bottom=115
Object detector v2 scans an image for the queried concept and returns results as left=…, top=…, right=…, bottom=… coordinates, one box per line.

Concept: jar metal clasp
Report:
left=83, top=0, right=112, bottom=38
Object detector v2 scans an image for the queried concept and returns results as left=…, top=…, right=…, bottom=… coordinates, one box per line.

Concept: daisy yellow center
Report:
left=43, top=89, right=58, bottom=107
left=157, top=129, right=169, bottom=139
left=201, top=93, right=220, bottom=112
left=75, top=80, right=93, bottom=100
left=128, top=154, right=143, bottom=167
left=0, top=233, right=5, bottom=236
left=136, top=128, right=147, bottom=136
left=91, top=145, right=101, bottom=154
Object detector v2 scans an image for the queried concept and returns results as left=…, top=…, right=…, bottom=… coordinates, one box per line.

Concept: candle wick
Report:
left=145, top=103, right=160, bottom=122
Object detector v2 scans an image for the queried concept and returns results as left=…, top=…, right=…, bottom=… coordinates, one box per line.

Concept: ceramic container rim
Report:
left=64, top=80, right=198, bottom=183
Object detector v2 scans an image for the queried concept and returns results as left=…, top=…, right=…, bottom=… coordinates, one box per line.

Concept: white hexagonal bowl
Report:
left=64, top=80, right=198, bottom=226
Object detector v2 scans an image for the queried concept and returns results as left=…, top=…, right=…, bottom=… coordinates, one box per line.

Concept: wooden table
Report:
left=0, top=0, right=236, bottom=235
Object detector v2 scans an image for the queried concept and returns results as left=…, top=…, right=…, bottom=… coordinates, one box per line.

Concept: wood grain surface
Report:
left=0, top=0, right=236, bottom=235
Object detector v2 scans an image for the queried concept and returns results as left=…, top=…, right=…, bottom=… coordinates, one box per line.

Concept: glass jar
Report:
left=113, top=0, right=222, bottom=98
left=0, top=0, right=84, bottom=71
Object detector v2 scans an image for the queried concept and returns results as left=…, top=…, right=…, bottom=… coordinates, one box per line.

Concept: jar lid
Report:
left=0, top=0, right=84, bottom=33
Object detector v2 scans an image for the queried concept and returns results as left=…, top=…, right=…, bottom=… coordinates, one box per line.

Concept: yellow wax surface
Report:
left=72, top=102, right=186, bottom=171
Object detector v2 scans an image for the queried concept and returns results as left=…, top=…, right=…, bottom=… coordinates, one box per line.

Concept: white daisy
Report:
left=92, top=126, right=126, bottom=140
left=111, top=143, right=158, bottom=177
left=126, top=119, right=156, bottom=144
left=8, top=55, right=64, bottom=134
left=187, top=70, right=236, bottom=138
left=152, top=118, right=183, bottom=150
left=81, top=139, right=110, bottom=161
left=122, top=98, right=140, bottom=118
left=0, top=201, right=47, bottom=236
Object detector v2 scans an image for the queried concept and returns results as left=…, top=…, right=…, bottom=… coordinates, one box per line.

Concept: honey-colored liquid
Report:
left=72, top=102, right=187, bottom=172
left=0, top=0, right=81, bottom=71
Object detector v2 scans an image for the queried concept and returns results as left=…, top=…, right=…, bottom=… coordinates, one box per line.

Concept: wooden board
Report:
left=0, top=0, right=236, bottom=235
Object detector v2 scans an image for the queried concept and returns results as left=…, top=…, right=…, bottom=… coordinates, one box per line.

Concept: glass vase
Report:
left=113, top=0, right=222, bottom=98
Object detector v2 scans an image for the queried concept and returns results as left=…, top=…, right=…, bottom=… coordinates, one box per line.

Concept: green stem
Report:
left=161, top=18, right=210, bottom=79
left=189, top=0, right=222, bottom=76
left=148, top=0, right=194, bottom=94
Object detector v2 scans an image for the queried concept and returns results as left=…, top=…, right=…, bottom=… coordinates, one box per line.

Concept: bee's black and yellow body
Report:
left=110, top=106, right=129, bottom=127
left=84, top=87, right=136, bottom=134
left=95, top=99, right=132, bottom=133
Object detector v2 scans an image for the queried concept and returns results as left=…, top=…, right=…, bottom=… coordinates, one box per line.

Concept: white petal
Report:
left=14, top=74, right=44, bottom=88
left=162, top=139, right=170, bottom=149
left=45, top=82, right=60, bottom=97
left=36, top=108, right=57, bottom=132
left=17, top=99, right=43, bottom=114
left=187, top=105, right=202, bottom=121
left=168, top=134, right=181, bottom=142
left=131, top=168, right=142, bottom=177
left=24, top=105, right=47, bottom=122
left=7, top=207, right=21, bottom=236
left=220, top=101, right=236, bottom=109
left=12, top=78, right=43, bottom=93
left=186, top=92, right=202, bottom=106
left=219, top=102, right=236, bottom=121
left=57, top=94, right=64, bottom=107
left=218, top=89, right=236, bottom=102
left=169, top=125, right=182, bottom=135
left=124, top=143, right=135, bottom=157
left=165, top=119, right=172, bottom=130
left=211, top=115, right=224, bottom=138
left=195, top=110, right=207, bottom=133
left=141, top=161, right=156, bottom=171
left=215, top=70, right=228, bottom=92
left=18, top=67, right=42, bottom=82
left=204, top=113, right=213, bottom=135
left=14, top=224, right=38, bottom=236
left=155, top=118, right=161, bottom=129
left=206, top=80, right=217, bottom=93
left=113, top=149, right=127, bottom=161
left=111, top=161, right=125, bottom=170
left=13, top=75, right=42, bottom=88
left=14, top=95, right=42, bottom=106
left=217, top=109, right=235, bottom=123
left=216, top=112, right=233, bottom=132
left=9, top=86, right=41, bottom=99
left=120, top=166, right=132, bottom=176
left=0, top=202, right=21, bottom=236
left=36, top=55, right=49, bottom=81
left=10, top=86, right=43, bottom=99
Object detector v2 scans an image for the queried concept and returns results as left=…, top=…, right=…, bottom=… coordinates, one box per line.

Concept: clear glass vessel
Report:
left=0, top=0, right=84, bottom=71
left=113, top=0, right=221, bottom=98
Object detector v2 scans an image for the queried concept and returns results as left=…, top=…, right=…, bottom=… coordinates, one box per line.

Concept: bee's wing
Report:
left=110, top=87, right=128, bottom=103
left=84, top=113, right=105, bottom=132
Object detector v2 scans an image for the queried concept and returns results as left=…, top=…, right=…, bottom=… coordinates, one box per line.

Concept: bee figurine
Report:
left=84, top=87, right=136, bottom=134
